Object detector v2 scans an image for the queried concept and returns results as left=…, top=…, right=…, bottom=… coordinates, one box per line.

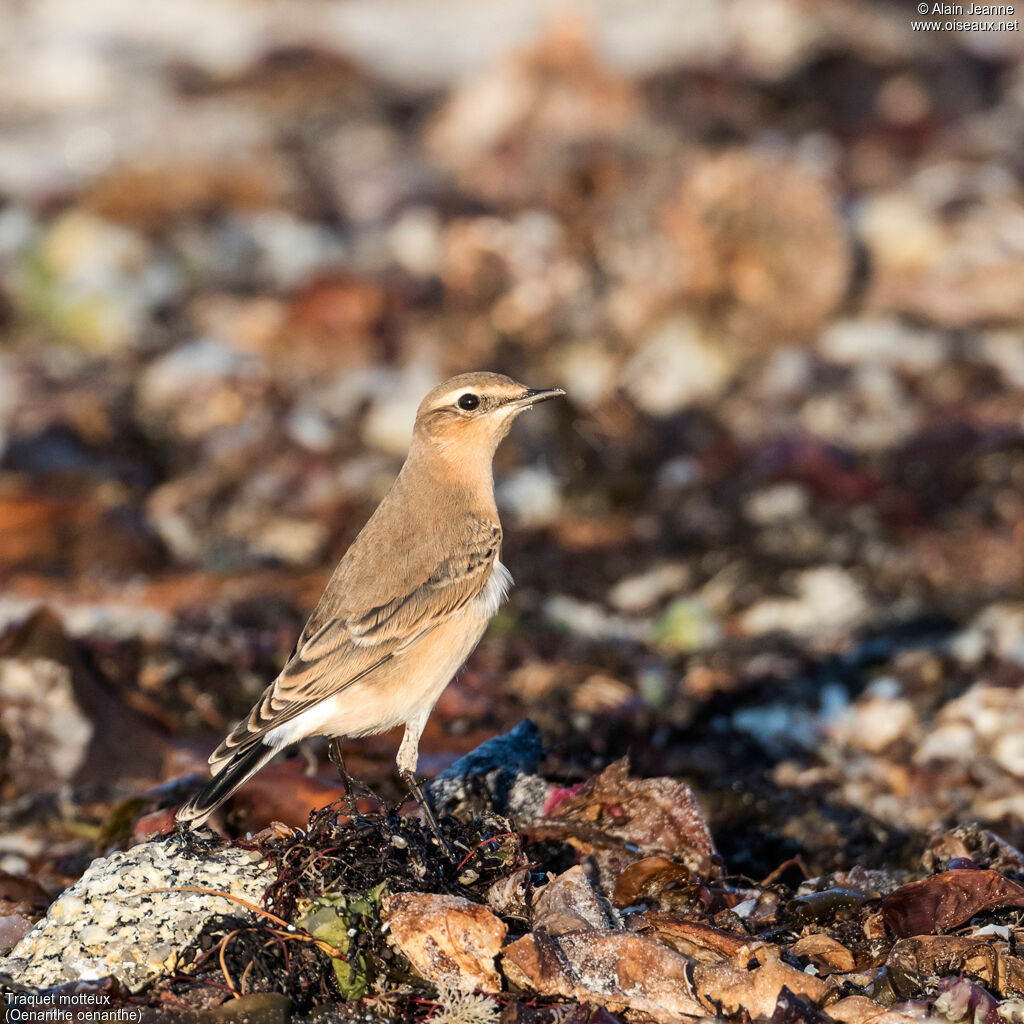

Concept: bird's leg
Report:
left=397, top=714, right=454, bottom=858
left=328, top=738, right=360, bottom=817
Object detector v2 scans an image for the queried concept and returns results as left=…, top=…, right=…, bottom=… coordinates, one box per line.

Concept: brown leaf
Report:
left=825, top=996, right=887, bottom=1024
left=789, top=935, right=856, bottom=973
left=382, top=893, right=507, bottom=993
left=882, top=869, right=1024, bottom=938
left=692, top=945, right=835, bottom=1018
left=227, top=760, right=381, bottom=831
left=886, top=935, right=999, bottom=996
left=612, top=856, right=691, bottom=908
left=0, top=872, right=51, bottom=917
left=634, top=913, right=752, bottom=963
left=502, top=929, right=705, bottom=1019
left=533, top=866, right=615, bottom=935
left=537, top=759, right=716, bottom=876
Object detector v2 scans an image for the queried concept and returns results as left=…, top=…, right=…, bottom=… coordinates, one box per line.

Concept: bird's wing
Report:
left=210, top=519, right=501, bottom=766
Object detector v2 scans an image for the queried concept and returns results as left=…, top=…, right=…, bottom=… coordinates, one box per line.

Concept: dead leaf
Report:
left=535, top=759, right=716, bottom=876
left=382, top=892, right=507, bottom=993
left=692, top=945, right=835, bottom=1018
left=502, top=928, right=706, bottom=1019
left=882, top=869, right=1024, bottom=938
left=886, top=935, right=999, bottom=995
left=886, top=935, right=1024, bottom=998
left=634, top=913, right=753, bottom=962
left=827, top=995, right=889, bottom=1024
left=789, top=934, right=856, bottom=973
left=612, top=855, right=691, bottom=908
left=226, top=761, right=380, bottom=830
left=533, top=865, right=616, bottom=935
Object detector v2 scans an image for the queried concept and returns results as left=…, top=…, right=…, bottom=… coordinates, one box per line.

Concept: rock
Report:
left=427, top=719, right=544, bottom=820
left=502, top=929, right=706, bottom=1019
left=386, top=206, right=443, bottom=278
left=0, top=840, right=274, bottom=989
left=208, top=993, right=292, bottom=1024
left=10, top=211, right=180, bottom=353
left=496, top=467, right=562, bottom=529
left=860, top=167, right=1024, bottom=328
left=136, top=338, right=263, bottom=442
left=533, top=865, right=617, bottom=936
left=608, top=563, right=690, bottom=614
left=426, top=23, right=639, bottom=207
left=622, top=316, right=736, bottom=416
left=651, top=597, right=722, bottom=654
left=744, top=483, right=810, bottom=526
left=819, top=318, right=947, bottom=372
left=0, top=658, right=93, bottom=795
left=917, top=683, right=1024, bottom=776
left=662, top=150, right=850, bottom=343
left=827, top=696, right=918, bottom=755
left=741, top=566, right=869, bottom=639
left=381, top=892, right=507, bottom=993
left=360, top=362, right=439, bottom=455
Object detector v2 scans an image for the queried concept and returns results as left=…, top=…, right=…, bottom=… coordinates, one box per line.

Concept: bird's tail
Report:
left=175, top=743, right=277, bottom=828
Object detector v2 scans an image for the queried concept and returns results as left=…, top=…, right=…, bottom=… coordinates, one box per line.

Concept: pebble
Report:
left=623, top=316, right=735, bottom=415
left=608, top=563, right=690, bottom=613
left=496, top=467, right=561, bottom=528
left=820, top=318, right=947, bottom=372
left=0, top=658, right=93, bottom=792
left=741, top=566, right=868, bottom=638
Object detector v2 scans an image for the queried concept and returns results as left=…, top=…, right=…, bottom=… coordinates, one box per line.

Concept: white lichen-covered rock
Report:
left=0, top=840, right=273, bottom=990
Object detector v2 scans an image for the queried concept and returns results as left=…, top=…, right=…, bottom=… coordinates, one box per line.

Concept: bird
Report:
left=176, top=371, right=565, bottom=831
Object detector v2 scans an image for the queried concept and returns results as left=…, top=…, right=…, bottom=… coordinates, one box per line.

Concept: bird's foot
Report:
left=398, top=769, right=456, bottom=861
left=328, top=739, right=363, bottom=819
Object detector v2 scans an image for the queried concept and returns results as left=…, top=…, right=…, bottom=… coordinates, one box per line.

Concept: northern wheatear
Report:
left=177, top=372, right=564, bottom=829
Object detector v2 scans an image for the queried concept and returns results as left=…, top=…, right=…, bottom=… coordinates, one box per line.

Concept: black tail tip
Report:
left=175, top=743, right=274, bottom=828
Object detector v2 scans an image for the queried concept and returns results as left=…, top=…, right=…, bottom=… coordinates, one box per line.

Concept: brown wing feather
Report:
left=209, top=517, right=501, bottom=768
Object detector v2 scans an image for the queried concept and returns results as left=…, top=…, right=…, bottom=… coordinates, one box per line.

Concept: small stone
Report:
left=741, top=566, right=868, bottom=638
left=0, top=659, right=93, bottom=794
left=623, top=316, right=736, bottom=416
left=828, top=697, right=917, bottom=755
left=608, top=563, right=690, bottom=613
left=496, top=467, right=561, bottom=529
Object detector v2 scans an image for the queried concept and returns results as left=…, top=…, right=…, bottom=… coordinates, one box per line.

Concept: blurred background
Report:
left=2, top=0, right=1024, bottom=888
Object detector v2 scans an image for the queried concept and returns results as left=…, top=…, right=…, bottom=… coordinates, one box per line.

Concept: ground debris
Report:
left=882, top=869, right=1024, bottom=939
left=381, top=892, right=506, bottom=993
left=531, top=759, right=717, bottom=887
left=258, top=805, right=525, bottom=922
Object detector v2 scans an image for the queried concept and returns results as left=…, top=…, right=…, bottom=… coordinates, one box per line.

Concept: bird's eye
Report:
left=457, top=393, right=480, bottom=411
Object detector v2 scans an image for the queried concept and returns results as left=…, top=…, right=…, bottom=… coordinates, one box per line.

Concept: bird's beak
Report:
left=509, top=387, right=566, bottom=409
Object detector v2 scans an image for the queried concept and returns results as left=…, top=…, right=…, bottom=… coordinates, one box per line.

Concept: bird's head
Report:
left=412, top=371, right=565, bottom=461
